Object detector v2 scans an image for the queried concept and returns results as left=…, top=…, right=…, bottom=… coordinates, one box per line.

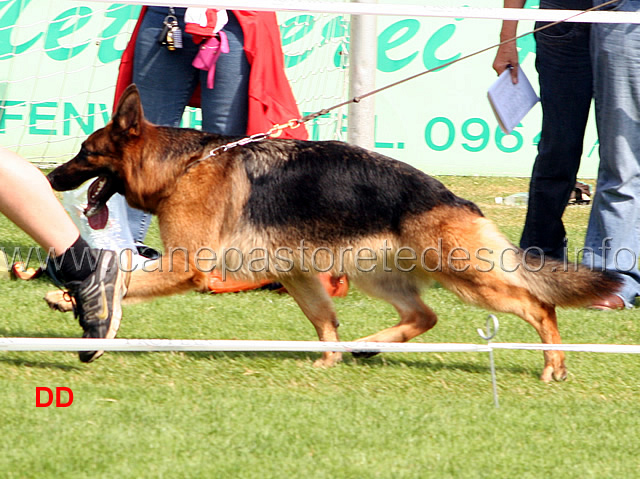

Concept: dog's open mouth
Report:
left=84, top=175, right=115, bottom=230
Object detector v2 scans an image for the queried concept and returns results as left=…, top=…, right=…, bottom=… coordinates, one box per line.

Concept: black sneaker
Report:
left=66, top=249, right=131, bottom=363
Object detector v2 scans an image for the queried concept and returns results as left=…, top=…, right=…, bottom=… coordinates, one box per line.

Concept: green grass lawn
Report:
left=2, top=176, right=640, bottom=478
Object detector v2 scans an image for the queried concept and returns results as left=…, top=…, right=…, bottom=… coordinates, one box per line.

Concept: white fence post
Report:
left=348, top=0, right=377, bottom=149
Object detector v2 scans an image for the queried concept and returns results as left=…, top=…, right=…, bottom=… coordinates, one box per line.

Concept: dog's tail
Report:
left=442, top=213, right=623, bottom=308
left=410, top=207, right=622, bottom=308
left=466, top=215, right=624, bottom=307
left=510, top=254, right=623, bottom=307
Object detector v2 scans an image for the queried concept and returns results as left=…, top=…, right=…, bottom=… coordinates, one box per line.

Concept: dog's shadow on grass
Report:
left=182, top=350, right=538, bottom=379
left=361, top=355, right=536, bottom=378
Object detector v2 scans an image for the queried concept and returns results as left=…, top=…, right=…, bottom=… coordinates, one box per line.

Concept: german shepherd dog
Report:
left=48, top=85, right=620, bottom=382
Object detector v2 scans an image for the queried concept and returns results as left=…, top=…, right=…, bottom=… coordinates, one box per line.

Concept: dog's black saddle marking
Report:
left=242, top=140, right=482, bottom=241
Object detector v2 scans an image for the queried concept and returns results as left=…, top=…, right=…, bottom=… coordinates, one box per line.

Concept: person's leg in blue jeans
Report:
left=200, top=13, right=250, bottom=135
left=520, top=5, right=592, bottom=260
left=126, top=7, right=198, bottom=243
left=584, top=0, right=640, bottom=308
left=127, top=8, right=249, bottom=242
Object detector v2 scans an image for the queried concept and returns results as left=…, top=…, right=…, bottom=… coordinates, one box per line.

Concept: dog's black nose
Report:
left=46, top=167, right=68, bottom=191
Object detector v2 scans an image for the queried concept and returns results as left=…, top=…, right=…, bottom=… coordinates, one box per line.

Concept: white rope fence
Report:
left=79, top=0, right=640, bottom=24
left=2, top=337, right=640, bottom=354
left=4, top=313, right=637, bottom=409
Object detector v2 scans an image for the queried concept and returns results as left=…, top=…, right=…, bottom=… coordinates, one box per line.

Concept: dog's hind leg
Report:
left=278, top=274, right=342, bottom=368
left=501, top=298, right=565, bottom=382
left=411, top=209, right=567, bottom=381
left=351, top=274, right=437, bottom=348
left=492, top=294, right=565, bottom=382
left=530, top=303, right=566, bottom=382
left=435, top=272, right=566, bottom=382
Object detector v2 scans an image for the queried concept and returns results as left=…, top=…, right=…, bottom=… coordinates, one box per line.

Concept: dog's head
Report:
left=48, top=84, right=148, bottom=227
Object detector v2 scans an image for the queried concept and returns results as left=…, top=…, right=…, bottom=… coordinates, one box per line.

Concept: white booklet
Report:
left=487, top=66, right=540, bottom=134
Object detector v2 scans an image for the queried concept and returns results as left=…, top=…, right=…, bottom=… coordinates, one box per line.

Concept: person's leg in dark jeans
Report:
left=520, top=17, right=592, bottom=261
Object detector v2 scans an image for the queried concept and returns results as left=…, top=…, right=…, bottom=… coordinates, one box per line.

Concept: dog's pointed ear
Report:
left=111, top=84, right=144, bottom=137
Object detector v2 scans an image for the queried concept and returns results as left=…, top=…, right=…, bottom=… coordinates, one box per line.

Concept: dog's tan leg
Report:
left=493, top=296, right=566, bottom=383
left=420, top=210, right=568, bottom=381
left=436, top=272, right=566, bottom=382
left=124, top=255, right=208, bottom=302
left=43, top=256, right=201, bottom=311
left=523, top=302, right=566, bottom=382
left=279, top=274, right=341, bottom=368
left=352, top=275, right=437, bottom=344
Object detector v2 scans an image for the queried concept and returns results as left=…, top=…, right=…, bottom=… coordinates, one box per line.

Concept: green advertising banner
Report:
left=0, top=0, right=600, bottom=177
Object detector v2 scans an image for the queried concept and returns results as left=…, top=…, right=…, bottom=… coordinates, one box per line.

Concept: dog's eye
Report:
left=80, top=144, right=116, bottom=160
left=81, top=145, right=100, bottom=157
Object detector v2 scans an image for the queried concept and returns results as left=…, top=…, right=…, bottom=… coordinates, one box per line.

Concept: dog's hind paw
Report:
left=553, top=367, right=568, bottom=382
left=44, top=290, right=75, bottom=313
left=351, top=350, right=380, bottom=359
left=540, top=365, right=568, bottom=383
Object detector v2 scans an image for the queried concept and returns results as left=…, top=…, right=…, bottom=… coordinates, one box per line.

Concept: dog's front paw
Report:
left=44, top=290, right=74, bottom=313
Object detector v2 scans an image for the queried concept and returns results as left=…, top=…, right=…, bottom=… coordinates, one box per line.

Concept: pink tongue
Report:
left=88, top=205, right=109, bottom=230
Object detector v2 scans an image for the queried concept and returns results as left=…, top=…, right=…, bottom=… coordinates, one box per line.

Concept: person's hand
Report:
left=493, top=41, right=519, bottom=84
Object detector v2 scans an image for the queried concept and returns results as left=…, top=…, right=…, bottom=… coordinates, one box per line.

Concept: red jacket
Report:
left=114, top=8, right=308, bottom=140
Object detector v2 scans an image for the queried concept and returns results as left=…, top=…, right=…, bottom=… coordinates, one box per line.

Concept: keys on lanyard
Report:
left=158, top=8, right=183, bottom=51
